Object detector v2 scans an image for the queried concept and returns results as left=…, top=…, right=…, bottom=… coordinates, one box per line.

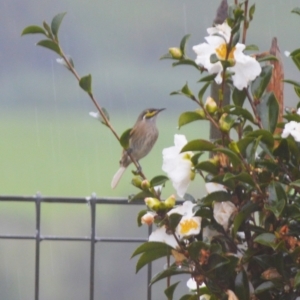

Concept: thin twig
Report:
left=242, top=0, right=249, bottom=44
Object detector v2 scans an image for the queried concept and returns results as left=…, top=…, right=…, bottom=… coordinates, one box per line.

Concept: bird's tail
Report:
left=111, top=166, right=126, bottom=189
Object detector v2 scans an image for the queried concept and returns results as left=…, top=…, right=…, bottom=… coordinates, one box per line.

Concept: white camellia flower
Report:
left=168, top=201, right=201, bottom=239
left=149, top=226, right=178, bottom=249
left=281, top=121, right=300, bottom=142
left=213, top=201, right=237, bottom=231
left=193, top=22, right=261, bottom=90
left=187, top=279, right=210, bottom=299
left=162, top=134, right=194, bottom=198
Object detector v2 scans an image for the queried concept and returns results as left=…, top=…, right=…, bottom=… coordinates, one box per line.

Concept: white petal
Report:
left=284, top=51, right=291, bottom=57
left=205, top=182, right=226, bottom=193
left=149, top=226, right=178, bottom=249
left=89, top=111, right=101, bottom=120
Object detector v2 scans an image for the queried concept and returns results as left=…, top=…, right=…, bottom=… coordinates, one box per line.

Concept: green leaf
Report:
left=283, top=79, right=300, bottom=89
left=195, top=161, right=219, bottom=175
left=132, top=242, right=172, bottom=273
left=119, top=128, right=131, bottom=149
left=257, top=55, right=278, bottom=63
left=212, top=148, right=242, bottom=168
left=160, top=52, right=173, bottom=60
left=181, top=139, right=215, bottom=152
left=36, top=39, right=61, bottom=55
left=223, top=105, right=255, bottom=123
left=179, top=34, right=191, bottom=53
left=150, top=175, right=169, bottom=187
left=198, top=73, right=217, bottom=82
left=254, top=281, right=275, bottom=294
left=290, top=179, right=300, bottom=188
left=164, top=281, right=180, bottom=300
left=150, top=266, right=190, bottom=285
left=179, top=295, right=198, bottom=300
left=294, top=270, right=300, bottom=288
left=178, top=111, right=205, bottom=128
left=21, top=25, right=47, bottom=36
left=292, top=7, right=300, bottom=15
left=199, top=191, right=231, bottom=206
left=168, top=213, right=182, bottom=231
left=170, top=83, right=195, bottom=100
left=289, top=48, right=300, bottom=71
left=51, top=12, right=67, bottom=38
left=232, top=87, right=247, bottom=107
left=172, top=59, right=199, bottom=69
left=237, top=137, right=255, bottom=155
left=246, top=129, right=274, bottom=149
left=43, top=21, right=52, bottom=36
left=198, top=82, right=211, bottom=104
left=128, top=190, right=153, bottom=202
left=251, top=65, right=273, bottom=100
left=99, top=107, right=110, bottom=125
left=245, top=44, right=259, bottom=51
left=205, top=253, right=230, bottom=274
left=249, top=4, right=256, bottom=21
left=79, top=74, right=92, bottom=93
left=137, top=209, right=148, bottom=227
left=264, top=181, right=286, bottom=218
left=223, top=172, right=255, bottom=187
left=235, top=270, right=250, bottom=300
left=257, top=92, right=279, bottom=133
left=188, top=241, right=209, bottom=261
left=254, top=233, right=276, bottom=248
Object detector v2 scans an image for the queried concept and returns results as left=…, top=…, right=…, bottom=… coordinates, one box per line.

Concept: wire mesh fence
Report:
left=0, top=194, right=154, bottom=300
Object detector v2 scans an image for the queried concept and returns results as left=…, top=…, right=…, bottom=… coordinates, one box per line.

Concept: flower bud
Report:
left=131, top=176, right=142, bottom=188
left=205, top=96, right=218, bottom=114
left=169, top=47, right=183, bottom=59
left=209, top=155, right=220, bottom=166
left=141, top=212, right=155, bottom=226
left=141, top=179, right=150, bottom=190
left=165, top=194, right=176, bottom=209
left=145, top=197, right=162, bottom=211
left=219, top=113, right=231, bottom=132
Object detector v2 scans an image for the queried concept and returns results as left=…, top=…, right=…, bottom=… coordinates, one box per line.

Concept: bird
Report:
left=111, top=108, right=165, bottom=189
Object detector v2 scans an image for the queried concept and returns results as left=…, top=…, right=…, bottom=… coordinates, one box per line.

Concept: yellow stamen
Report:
left=215, top=43, right=235, bottom=61
left=179, top=219, right=199, bottom=235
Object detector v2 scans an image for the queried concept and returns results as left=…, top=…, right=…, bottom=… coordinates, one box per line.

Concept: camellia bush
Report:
left=22, top=1, right=300, bottom=299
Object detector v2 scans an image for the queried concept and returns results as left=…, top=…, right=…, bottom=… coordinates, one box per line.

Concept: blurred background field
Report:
left=1, top=0, right=300, bottom=299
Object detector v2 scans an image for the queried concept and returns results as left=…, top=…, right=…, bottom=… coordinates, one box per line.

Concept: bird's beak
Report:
left=156, top=108, right=165, bottom=114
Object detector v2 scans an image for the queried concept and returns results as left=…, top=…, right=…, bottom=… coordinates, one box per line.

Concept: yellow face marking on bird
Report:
left=144, top=110, right=157, bottom=119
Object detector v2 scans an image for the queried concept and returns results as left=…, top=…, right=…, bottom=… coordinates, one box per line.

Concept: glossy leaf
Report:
left=198, top=82, right=211, bottom=104
left=179, top=34, right=191, bottom=53
left=178, top=111, right=205, bottom=128
left=232, top=87, right=247, bottom=107
left=245, top=44, right=259, bottom=51
left=235, top=270, right=250, bottom=300
left=179, top=295, right=198, bottom=300
left=223, top=172, right=255, bottom=187
left=168, top=213, right=182, bottom=231
left=51, top=12, right=67, bottom=38
left=21, top=25, right=47, bottom=36
left=199, top=191, right=231, bottom=206
left=181, top=139, right=215, bottom=152
left=249, top=4, right=255, bottom=21
left=164, top=281, right=180, bottom=300
left=254, top=281, right=275, bottom=294
left=172, top=59, right=199, bottom=69
left=170, top=83, right=194, bottom=100
left=137, top=209, right=148, bottom=227
left=254, top=233, right=276, bottom=248
left=295, top=271, right=300, bottom=288
left=128, top=190, right=153, bottom=202
left=264, top=181, right=286, bottom=218
left=150, top=175, right=168, bottom=187
left=79, top=74, right=92, bottom=93
left=257, top=92, right=279, bottom=133
left=292, top=7, right=300, bottom=15
left=245, top=129, right=274, bottom=149
left=150, top=266, right=190, bottom=285
left=223, top=105, right=255, bottom=123
left=119, top=128, right=131, bottom=149
left=273, top=138, right=289, bottom=162
left=237, top=137, right=255, bottom=155
left=36, top=39, right=61, bottom=55
left=290, top=179, right=300, bottom=188
left=195, top=161, right=219, bottom=175
left=133, top=242, right=172, bottom=273
left=198, top=73, right=217, bottom=82
left=251, top=65, right=273, bottom=100
left=257, top=55, right=278, bottom=63
left=283, top=79, right=300, bottom=89
left=99, top=107, right=110, bottom=126
left=212, top=148, right=242, bottom=168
